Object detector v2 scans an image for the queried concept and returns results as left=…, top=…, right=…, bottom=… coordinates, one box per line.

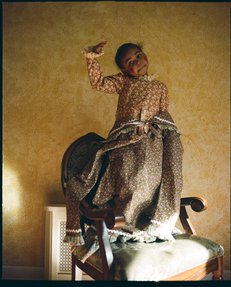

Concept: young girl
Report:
left=64, top=41, right=183, bottom=252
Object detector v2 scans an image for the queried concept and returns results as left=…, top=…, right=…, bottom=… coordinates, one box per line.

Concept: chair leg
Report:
left=72, top=254, right=76, bottom=280
left=212, top=256, right=224, bottom=280
left=72, top=254, right=83, bottom=280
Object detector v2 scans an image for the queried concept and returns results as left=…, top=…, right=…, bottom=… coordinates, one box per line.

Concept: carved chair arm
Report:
left=180, top=196, right=207, bottom=212
left=80, top=196, right=207, bottom=234
left=180, top=196, right=207, bottom=235
left=80, top=196, right=208, bottom=235
left=80, top=200, right=115, bottom=229
left=79, top=199, right=125, bottom=278
left=80, top=199, right=125, bottom=229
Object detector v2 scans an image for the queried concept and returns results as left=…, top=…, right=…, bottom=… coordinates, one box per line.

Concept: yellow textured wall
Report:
left=3, top=2, right=230, bottom=270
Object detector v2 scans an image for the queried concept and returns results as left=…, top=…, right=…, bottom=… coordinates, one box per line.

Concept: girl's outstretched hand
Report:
left=92, top=41, right=107, bottom=54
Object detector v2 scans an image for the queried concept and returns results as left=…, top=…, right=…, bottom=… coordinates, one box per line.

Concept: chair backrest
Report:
left=61, top=132, right=105, bottom=196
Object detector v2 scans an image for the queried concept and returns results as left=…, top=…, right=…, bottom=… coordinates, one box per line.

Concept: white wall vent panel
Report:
left=44, top=205, right=72, bottom=280
left=44, top=205, right=93, bottom=281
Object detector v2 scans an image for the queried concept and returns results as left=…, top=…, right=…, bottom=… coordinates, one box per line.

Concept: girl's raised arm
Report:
left=83, top=41, right=124, bottom=94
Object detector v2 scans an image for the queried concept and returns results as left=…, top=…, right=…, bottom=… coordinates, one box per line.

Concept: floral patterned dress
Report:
left=64, top=47, right=183, bottom=259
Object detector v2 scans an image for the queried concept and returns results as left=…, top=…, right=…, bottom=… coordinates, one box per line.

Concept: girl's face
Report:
left=120, top=47, right=149, bottom=77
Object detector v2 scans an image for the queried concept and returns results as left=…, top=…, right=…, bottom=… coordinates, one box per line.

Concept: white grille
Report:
left=59, top=221, right=72, bottom=273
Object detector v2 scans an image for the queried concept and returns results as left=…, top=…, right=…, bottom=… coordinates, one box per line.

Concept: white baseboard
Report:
left=2, top=265, right=230, bottom=281
left=2, top=266, right=45, bottom=280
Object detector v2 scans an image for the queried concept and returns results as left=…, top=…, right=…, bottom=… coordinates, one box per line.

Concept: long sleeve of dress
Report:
left=83, top=47, right=124, bottom=94
left=160, top=84, right=169, bottom=112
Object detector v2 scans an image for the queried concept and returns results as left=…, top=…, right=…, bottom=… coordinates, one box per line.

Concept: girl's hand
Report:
left=92, top=41, right=107, bottom=54
left=137, top=124, right=149, bottom=135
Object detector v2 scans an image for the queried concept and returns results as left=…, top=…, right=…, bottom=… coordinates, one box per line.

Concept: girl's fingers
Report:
left=93, top=41, right=107, bottom=53
left=98, top=42, right=107, bottom=48
left=99, top=40, right=107, bottom=45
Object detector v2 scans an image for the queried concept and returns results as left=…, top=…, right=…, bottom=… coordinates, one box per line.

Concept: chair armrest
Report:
left=79, top=200, right=126, bottom=230
left=79, top=200, right=115, bottom=229
left=181, top=197, right=207, bottom=212
left=180, top=196, right=207, bottom=235
left=79, top=199, right=125, bottom=278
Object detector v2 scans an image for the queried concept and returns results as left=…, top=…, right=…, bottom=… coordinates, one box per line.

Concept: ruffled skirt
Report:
left=64, top=111, right=183, bottom=260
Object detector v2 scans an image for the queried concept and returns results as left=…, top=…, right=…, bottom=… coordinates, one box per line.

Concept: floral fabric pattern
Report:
left=64, top=48, right=183, bottom=250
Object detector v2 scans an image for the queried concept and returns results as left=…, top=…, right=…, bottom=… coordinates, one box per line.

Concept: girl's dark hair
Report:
left=115, top=42, right=143, bottom=69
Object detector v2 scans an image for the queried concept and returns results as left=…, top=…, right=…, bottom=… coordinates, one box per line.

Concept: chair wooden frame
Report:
left=61, top=133, right=224, bottom=281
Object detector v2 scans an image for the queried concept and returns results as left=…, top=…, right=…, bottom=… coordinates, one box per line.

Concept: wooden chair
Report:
left=61, top=132, right=224, bottom=281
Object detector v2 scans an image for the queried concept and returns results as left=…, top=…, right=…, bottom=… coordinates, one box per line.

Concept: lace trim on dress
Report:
left=63, top=229, right=85, bottom=246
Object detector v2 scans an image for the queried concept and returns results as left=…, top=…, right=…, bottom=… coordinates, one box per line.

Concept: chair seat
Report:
left=77, top=233, right=223, bottom=281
